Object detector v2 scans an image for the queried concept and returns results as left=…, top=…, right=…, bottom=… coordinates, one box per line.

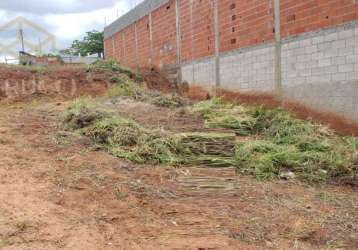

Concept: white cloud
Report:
left=0, top=0, right=145, bottom=53
left=0, top=0, right=118, bottom=14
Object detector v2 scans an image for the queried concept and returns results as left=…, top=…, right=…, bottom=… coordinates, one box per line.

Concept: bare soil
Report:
left=0, top=66, right=357, bottom=250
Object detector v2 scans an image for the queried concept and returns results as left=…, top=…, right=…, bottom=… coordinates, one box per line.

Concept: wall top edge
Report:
left=104, top=0, right=170, bottom=38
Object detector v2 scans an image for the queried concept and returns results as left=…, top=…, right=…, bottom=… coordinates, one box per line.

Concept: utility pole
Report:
left=19, top=28, right=25, bottom=52
left=38, top=37, right=42, bottom=55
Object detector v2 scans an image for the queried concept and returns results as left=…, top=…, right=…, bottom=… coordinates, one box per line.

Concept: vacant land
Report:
left=0, top=64, right=357, bottom=250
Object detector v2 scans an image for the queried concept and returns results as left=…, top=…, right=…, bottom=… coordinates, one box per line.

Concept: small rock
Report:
left=279, top=171, right=295, bottom=180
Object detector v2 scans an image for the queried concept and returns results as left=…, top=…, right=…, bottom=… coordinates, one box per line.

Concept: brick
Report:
left=338, top=64, right=354, bottom=73
left=281, top=0, right=358, bottom=38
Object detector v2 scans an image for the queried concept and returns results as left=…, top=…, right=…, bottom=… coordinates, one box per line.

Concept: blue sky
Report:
left=0, top=0, right=143, bottom=53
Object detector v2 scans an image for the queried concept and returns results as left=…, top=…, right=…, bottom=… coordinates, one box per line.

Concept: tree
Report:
left=65, top=31, right=104, bottom=57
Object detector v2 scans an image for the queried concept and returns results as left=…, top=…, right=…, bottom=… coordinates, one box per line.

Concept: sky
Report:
left=0, top=0, right=143, bottom=59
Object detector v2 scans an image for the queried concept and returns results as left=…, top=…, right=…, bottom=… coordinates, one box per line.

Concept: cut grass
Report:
left=63, top=91, right=357, bottom=183
left=64, top=99, right=236, bottom=167
left=194, top=98, right=358, bottom=182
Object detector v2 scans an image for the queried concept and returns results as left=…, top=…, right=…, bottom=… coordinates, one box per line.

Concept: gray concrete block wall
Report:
left=182, top=58, right=216, bottom=87
left=220, top=45, right=275, bottom=92
left=282, top=22, right=358, bottom=122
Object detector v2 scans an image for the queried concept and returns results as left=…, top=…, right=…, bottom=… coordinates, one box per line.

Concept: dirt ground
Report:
left=0, top=66, right=357, bottom=250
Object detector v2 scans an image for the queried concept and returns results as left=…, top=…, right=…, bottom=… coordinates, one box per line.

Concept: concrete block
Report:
left=312, top=67, right=325, bottom=76
left=338, top=64, right=354, bottom=73
left=332, top=40, right=346, bottom=49
left=323, top=49, right=338, bottom=58
left=346, top=36, right=358, bottom=47
left=318, top=42, right=332, bottom=51
left=305, top=45, right=317, bottom=54
left=299, top=54, right=312, bottom=62
left=339, top=47, right=354, bottom=56
left=292, top=47, right=305, bottom=56
left=332, top=56, right=346, bottom=65
left=346, top=55, right=358, bottom=64
left=299, top=68, right=311, bottom=77
left=318, top=58, right=331, bottom=67
left=338, top=29, right=353, bottom=39
left=311, top=74, right=331, bottom=83
left=324, top=65, right=338, bottom=74
left=300, top=38, right=312, bottom=47
left=346, top=71, right=358, bottom=80
left=312, top=36, right=324, bottom=44
left=354, top=46, right=358, bottom=55
left=331, top=72, right=347, bottom=81
left=324, top=32, right=338, bottom=42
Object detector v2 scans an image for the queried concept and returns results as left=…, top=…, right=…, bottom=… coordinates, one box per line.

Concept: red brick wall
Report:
left=122, top=25, right=137, bottom=68
left=104, top=38, right=113, bottom=60
left=106, top=0, right=358, bottom=68
left=113, top=31, right=123, bottom=64
left=151, top=0, right=177, bottom=67
left=180, top=0, right=215, bottom=62
left=136, top=15, right=151, bottom=67
left=281, top=0, right=358, bottom=38
left=219, top=0, right=274, bottom=53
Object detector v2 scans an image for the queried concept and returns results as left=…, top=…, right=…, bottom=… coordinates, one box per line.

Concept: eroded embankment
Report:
left=0, top=65, right=110, bottom=102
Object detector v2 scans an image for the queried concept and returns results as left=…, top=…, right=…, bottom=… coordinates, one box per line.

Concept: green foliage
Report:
left=107, top=72, right=188, bottom=108
left=149, top=92, right=188, bottom=108
left=107, top=76, right=144, bottom=99
left=234, top=140, right=349, bottom=182
left=65, top=30, right=104, bottom=57
left=88, top=60, right=143, bottom=81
